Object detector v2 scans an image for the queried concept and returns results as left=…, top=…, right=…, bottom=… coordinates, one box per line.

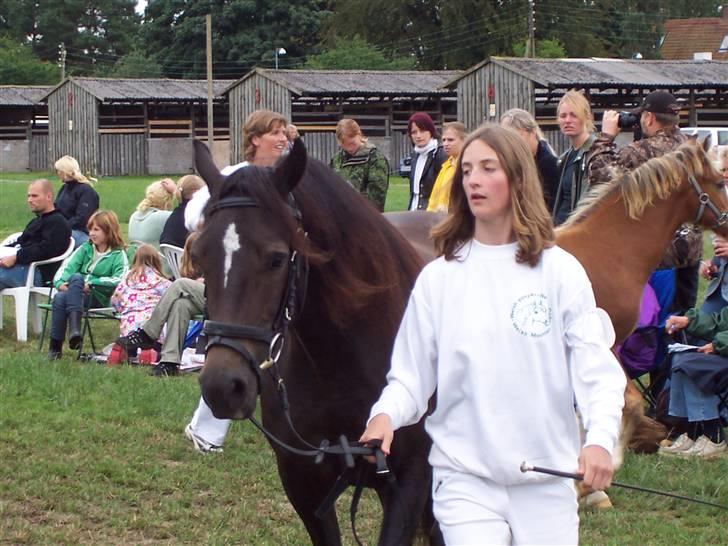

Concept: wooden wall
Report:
left=228, top=74, right=291, bottom=163
left=29, top=134, right=48, bottom=170
left=48, top=81, right=99, bottom=173
left=99, top=134, right=147, bottom=175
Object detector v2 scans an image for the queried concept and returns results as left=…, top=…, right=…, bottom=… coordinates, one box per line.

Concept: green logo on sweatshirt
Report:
left=511, top=293, right=552, bottom=337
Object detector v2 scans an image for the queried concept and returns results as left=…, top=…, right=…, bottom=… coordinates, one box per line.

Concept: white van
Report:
left=680, top=127, right=728, bottom=155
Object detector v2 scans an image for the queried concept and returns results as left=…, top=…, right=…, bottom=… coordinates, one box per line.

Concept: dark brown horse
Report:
left=192, top=140, right=440, bottom=545
left=386, top=140, right=728, bottom=455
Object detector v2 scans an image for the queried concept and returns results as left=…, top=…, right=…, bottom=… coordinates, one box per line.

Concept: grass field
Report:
left=1, top=172, right=727, bottom=545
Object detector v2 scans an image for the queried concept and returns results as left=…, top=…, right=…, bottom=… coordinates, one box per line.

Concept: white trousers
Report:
left=432, top=468, right=579, bottom=546
left=188, top=396, right=231, bottom=447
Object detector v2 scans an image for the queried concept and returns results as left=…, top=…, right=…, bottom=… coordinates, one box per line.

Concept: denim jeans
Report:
left=71, top=230, right=89, bottom=249
left=0, top=264, right=41, bottom=290
left=669, top=369, right=721, bottom=422
left=50, top=273, right=100, bottom=341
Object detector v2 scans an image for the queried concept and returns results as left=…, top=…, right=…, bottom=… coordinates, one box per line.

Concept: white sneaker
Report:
left=184, top=424, right=223, bottom=454
left=681, top=435, right=727, bottom=459
left=658, top=433, right=695, bottom=456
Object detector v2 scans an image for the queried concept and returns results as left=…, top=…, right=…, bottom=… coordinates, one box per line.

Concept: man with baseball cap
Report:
left=588, top=90, right=702, bottom=314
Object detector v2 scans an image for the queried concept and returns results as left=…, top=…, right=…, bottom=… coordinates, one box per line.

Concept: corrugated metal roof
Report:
left=0, top=86, right=51, bottom=106
left=446, top=57, right=728, bottom=88
left=662, top=16, right=728, bottom=61
left=225, top=68, right=460, bottom=96
left=42, top=78, right=235, bottom=102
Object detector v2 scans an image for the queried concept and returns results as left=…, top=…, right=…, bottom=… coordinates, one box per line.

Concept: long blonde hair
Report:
left=137, top=181, right=173, bottom=212
left=128, top=244, right=164, bottom=282
left=54, top=155, right=96, bottom=185
left=431, top=125, right=554, bottom=266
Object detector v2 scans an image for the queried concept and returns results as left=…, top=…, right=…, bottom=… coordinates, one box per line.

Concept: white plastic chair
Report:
left=159, top=244, right=184, bottom=280
left=0, top=234, right=75, bottom=342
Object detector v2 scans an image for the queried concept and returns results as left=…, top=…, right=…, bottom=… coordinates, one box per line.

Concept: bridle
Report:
left=200, top=192, right=400, bottom=544
left=202, top=195, right=307, bottom=394
left=687, top=174, right=728, bottom=228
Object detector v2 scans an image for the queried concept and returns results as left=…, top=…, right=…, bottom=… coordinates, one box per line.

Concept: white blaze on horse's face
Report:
left=222, top=222, right=241, bottom=288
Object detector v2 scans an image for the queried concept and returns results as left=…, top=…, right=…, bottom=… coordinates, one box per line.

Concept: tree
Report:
left=0, top=0, right=140, bottom=76
left=512, top=38, right=566, bottom=58
left=304, top=36, right=415, bottom=69
left=111, top=49, right=163, bottom=78
left=140, top=0, right=331, bottom=79
left=0, top=35, right=59, bottom=84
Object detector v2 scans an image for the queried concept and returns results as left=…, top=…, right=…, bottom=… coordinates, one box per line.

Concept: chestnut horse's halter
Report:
left=687, top=174, right=728, bottom=228
left=201, top=194, right=400, bottom=545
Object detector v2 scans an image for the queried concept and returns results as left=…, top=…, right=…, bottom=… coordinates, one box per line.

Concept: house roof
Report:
left=41, top=78, right=235, bottom=102
left=223, top=68, right=460, bottom=96
left=444, top=57, right=728, bottom=89
left=0, top=85, right=51, bottom=106
left=662, top=14, right=728, bottom=61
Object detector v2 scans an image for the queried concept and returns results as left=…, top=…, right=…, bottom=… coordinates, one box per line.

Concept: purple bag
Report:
left=617, top=283, right=660, bottom=378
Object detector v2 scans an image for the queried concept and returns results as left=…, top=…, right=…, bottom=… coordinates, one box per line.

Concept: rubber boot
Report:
left=68, top=311, right=83, bottom=350
left=48, top=338, right=63, bottom=360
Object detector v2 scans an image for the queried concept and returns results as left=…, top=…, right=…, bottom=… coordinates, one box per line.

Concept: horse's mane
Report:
left=216, top=160, right=424, bottom=328
left=561, top=142, right=711, bottom=228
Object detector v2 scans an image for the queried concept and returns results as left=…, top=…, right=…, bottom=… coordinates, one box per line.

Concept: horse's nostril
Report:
left=230, top=377, right=246, bottom=399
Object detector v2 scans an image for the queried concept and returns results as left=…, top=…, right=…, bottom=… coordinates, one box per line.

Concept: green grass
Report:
left=1, top=173, right=727, bottom=544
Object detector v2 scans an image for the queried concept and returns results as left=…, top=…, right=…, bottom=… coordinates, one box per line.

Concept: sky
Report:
left=136, top=1, right=147, bottom=15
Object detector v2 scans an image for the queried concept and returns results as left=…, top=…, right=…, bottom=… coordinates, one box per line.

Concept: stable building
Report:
left=0, top=86, right=50, bottom=172
left=41, top=78, right=234, bottom=175
left=223, top=68, right=459, bottom=167
left=445, top=57, right=728, bottom=153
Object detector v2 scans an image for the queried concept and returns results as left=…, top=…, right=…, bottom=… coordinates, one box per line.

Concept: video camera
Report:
left=617, top=112, right=640, bottom=129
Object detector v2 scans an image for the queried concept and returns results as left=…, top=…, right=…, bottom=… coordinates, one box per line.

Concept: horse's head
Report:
left=192, top=140, right=308, bottom=419
left=674, top=139, right=728, bottom=238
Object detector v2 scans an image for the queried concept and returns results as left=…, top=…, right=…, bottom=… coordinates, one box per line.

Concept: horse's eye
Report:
left=270, top=253, right=286, bottom=269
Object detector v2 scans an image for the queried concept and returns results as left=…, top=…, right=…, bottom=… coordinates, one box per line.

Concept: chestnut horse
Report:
left=192, top=140, right=440, bottom=545
left=386, top=141, right=728, bottom=455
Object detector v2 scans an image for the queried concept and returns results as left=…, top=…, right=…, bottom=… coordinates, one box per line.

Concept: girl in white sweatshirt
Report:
left=360, top=125, right=626, bottom=545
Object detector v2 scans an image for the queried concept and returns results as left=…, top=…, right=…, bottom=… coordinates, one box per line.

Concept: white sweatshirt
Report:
left=370, top=240, right=626, bottom=485
left=184, top=161, right=249, bottom=232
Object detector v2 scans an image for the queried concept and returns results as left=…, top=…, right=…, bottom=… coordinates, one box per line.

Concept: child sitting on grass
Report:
left=108, top=244, right=171, bottom=364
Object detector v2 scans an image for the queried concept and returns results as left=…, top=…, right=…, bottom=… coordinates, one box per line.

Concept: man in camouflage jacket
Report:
left=587, top=91, right=702, bottom=311
left=330, top=140, right=390, bottom=212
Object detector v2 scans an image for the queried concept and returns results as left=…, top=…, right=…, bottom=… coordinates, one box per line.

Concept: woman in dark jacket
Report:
left=54, top=155, right=100, bottom=248
left=407, top=112, right=446, bottom=211
left=500, top=108, right=559, bottom=211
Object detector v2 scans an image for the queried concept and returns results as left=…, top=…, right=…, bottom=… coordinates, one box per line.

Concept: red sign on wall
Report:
left=67, top=91, right=74, bottom=107
left=255, top=88, right=261, bottom=105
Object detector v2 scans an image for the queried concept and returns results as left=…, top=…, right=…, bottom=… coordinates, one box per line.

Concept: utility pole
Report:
left=206, top=14, right=214, bottom=148
left=58, top=42, right=67, bottom=80
left=526, top=0, right=535, bottom=58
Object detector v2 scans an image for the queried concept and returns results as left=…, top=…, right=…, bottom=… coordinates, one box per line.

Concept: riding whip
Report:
left=520, top=461, right=728, bottom=511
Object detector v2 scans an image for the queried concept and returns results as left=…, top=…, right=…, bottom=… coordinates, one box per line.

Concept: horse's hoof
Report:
left=579, top=490, right=613, bottom=510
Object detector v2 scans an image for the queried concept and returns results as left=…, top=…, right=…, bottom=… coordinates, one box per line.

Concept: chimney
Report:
left=694, top=52, right=713, bottom=60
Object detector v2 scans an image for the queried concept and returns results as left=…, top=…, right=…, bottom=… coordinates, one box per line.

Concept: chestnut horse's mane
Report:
left=560, top=142, right=712, bottom=228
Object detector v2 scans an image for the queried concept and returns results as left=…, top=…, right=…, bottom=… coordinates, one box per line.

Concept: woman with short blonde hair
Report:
left=427, top=122, right=467, bottom=213
left=128, top=180, right=174, bottom=249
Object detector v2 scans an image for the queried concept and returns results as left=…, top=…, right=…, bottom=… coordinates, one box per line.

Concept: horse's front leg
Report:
left=276, top=453, right=343, bottom=546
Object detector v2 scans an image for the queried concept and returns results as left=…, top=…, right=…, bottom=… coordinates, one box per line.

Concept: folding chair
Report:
left=38, top=301, right=120, bottom=359
left=159, top=244, right=184, bottom=280
left=0, top=234, right=74, bottom=342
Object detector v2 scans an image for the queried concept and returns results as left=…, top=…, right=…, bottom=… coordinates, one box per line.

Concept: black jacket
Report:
left=159, top=202, right=190, bottom=248
left=13, top=209, right=71, bottom=283
left=55, top=180, right=99, bottom=233
left=408, top=145, right=446, bottom=211
left=535, top=140, right=559, bottom=212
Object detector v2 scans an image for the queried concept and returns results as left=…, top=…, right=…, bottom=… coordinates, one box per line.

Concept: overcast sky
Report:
left=136, top=1, right=146, bottom=15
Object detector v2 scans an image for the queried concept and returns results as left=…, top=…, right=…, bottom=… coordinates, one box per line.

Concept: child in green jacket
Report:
left=49, top=210, right=128, bottom=358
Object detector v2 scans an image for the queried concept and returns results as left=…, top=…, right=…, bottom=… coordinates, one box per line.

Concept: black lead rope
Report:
left=520, top=462, right=728, bottom=511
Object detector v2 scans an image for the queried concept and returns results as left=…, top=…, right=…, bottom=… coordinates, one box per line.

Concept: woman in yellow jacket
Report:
left=427, top=122, right=467, bottom=213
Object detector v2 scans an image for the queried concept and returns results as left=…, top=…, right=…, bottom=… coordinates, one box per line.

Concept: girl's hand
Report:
left=359, top=413, right=394, bottom=461
left=697, top=343, right=714, bottom=354
left=160, top=178, right=177, bottom=194
left=699, top=260, right=717, bottom=280
left=578, top=445, right=613, bottom=491
left=58, top=283, right=69, bottom=292
left=83, top=283, right=90, bottom=294
left=665, top=315, right=689, bottom=334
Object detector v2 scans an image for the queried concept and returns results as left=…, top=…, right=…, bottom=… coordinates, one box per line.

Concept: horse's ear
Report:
left=701, top=134, right=712, bottom=154
left=193, top=140, right=225, bottom=193
left=274, top=138, right=307, bottom=195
